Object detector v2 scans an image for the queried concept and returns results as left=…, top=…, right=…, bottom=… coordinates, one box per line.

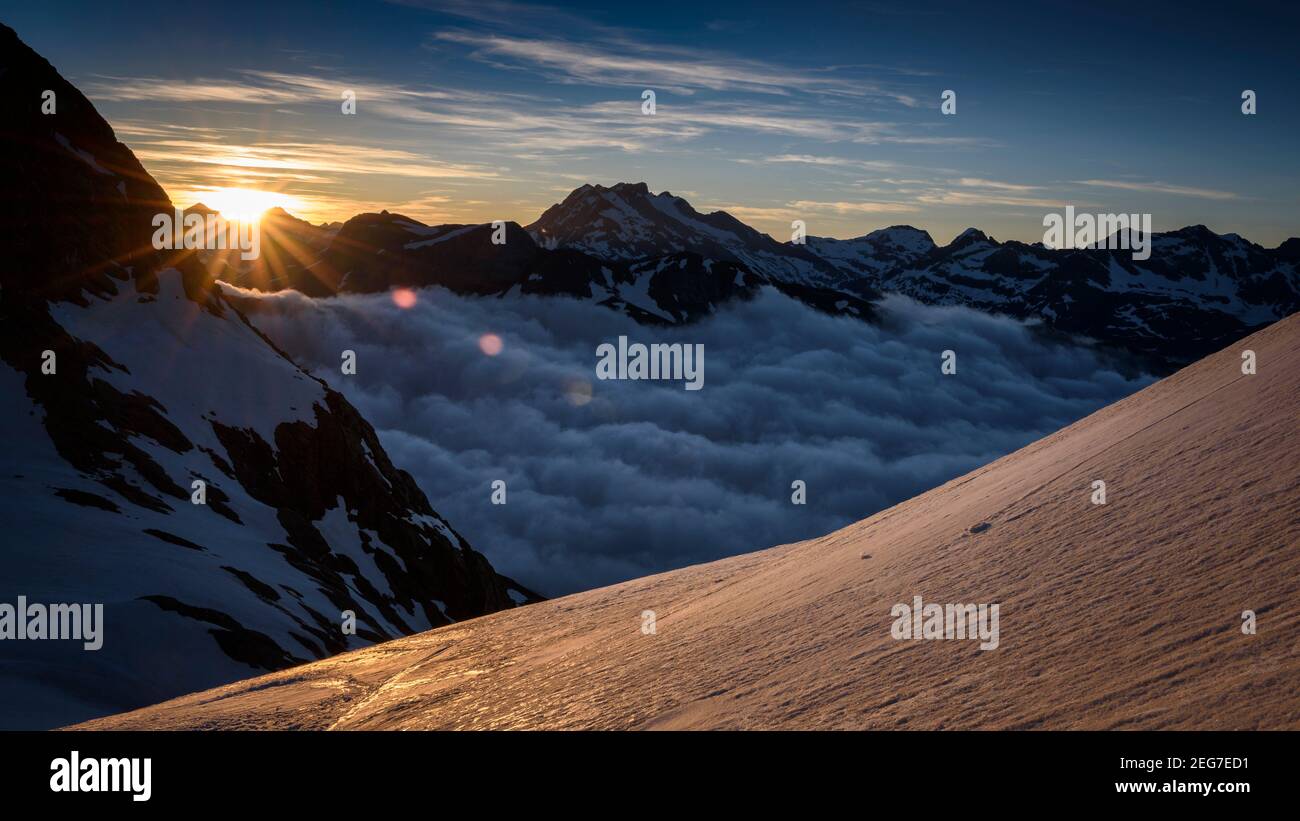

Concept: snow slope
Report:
left=78, top=312, right=1300, bottom=730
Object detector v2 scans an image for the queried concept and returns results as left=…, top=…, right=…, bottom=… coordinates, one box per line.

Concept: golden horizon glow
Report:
left=184, top=186, right=304, bottom=223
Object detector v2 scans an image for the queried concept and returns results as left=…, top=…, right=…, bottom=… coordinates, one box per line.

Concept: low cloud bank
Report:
left=228, top=285, right=1154, bottom=595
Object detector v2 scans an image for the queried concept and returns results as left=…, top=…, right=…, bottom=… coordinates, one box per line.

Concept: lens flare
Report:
left=564, top=378, right=593, bottom=406
left=479, top=333, right=503, bottom=356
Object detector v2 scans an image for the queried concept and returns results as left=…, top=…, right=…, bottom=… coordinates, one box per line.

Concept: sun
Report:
left=198, top=187, right=300, bottom=222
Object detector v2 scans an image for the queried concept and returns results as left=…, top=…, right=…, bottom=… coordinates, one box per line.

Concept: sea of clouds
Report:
left=226, top=284, right=1155, bottom=595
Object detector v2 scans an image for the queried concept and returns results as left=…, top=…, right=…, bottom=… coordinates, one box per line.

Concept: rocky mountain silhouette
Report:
left=0, top=23, right=538, bottom=730
left=222, top=181, right=1297, bottom=374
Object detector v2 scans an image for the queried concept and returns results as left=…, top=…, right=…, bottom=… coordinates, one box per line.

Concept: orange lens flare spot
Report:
left=478, top=333, right=504, bottom=356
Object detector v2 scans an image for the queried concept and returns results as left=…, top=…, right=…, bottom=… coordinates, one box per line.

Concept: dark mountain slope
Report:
left=0, top=23, right=537, bottom=730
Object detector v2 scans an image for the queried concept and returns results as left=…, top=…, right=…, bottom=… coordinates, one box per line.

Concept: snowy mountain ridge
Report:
left=0, top=22, right=535, bottom=730
left=223, top=181, right=1299, bottom=373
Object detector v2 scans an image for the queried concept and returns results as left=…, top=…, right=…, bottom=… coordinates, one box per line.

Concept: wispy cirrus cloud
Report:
left=392, top=0, right=612, bottom=32
left=358, top=99, right=708, bottom=152
left=310, top=92, right=902, bottom=153
left=580, top=100, right=893, bottom=142
left=84, top=70, right=477, bottom=105
left=83, top=57, right=969, bottom=159
left=879, top=135, right=999, bottom=147
left=110, top=119, right=504, bottom=222
left=82, top=4, right=1234, bottom=242
left=434, top=30, right=921, bottom=104
left=1075, top=179, right=1241, bottom=201
left=917, top=190, right=1067, bottom=209
left=755, top=154, right=901, bottom=171
left=132, top=139, right=499, bottom=179
left=86, top=74, right=308, bottom=104
left=913, top=177, right=1069, bottom=209
left=713, top=173, right=1064, bottom=221
left=703, top=204, right=803, bottom=223
left=705, top=200, right=920, bottom=227
left=957, top=177, right=1043, bottom=192
left=787, top=199, right=921, bottom=214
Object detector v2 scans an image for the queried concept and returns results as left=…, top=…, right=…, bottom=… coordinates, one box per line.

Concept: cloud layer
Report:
left=229, top=286, right=1155, bottom=595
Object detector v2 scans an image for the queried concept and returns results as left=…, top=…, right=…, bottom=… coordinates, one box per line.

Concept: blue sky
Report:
left=5, top=0, right=1298, bottom=243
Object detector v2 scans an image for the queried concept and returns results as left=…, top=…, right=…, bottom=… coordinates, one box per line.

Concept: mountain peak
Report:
left=528, top=181, right=843, bottom=285
left=1, top=22, right=184, bottom=301
left=865, top=224, right=936, bottom=248
left=564, top=181, right=653, bottom=196
left=951, top=227, right=992, bottom=245
left=1166, top=224, right=1220, bottom=243
left=610, top=181, right=651, bottom=196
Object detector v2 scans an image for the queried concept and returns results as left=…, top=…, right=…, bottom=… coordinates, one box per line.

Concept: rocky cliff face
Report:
left=0, top=23, right=537, bottom=730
